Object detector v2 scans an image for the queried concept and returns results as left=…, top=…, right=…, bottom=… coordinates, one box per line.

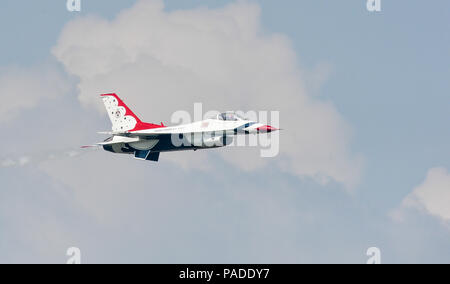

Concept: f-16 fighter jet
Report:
left=84, top=93, right=279, bottom=162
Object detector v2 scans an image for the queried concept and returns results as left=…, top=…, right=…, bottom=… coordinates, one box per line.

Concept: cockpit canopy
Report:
left=216, top=112, right=246, bottom=121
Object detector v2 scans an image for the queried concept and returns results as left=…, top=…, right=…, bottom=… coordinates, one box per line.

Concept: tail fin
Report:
left=101, top=93, right=164, bottom=132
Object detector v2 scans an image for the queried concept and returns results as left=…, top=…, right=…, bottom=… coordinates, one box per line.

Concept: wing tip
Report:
left=81, top=145, right=100, bottom=149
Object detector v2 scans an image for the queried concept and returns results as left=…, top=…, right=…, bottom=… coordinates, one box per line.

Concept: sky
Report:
left=0, top=0, right=449, bottom=264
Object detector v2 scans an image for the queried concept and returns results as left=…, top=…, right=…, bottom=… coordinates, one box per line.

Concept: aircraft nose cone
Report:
left=257, top=125, right=278, bottom=133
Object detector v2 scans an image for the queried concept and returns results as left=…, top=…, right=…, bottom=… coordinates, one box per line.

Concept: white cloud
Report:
left=394, top=167, right=450, bottom=223
left=1, top=159, right=16, bottom=167
left=1, top=156, right=31, bottom=168
left=52, top=0, right=362, bottom=189
left=0, top=64, right=71, bottom=124
left=18, top=156, right=31, bottom=166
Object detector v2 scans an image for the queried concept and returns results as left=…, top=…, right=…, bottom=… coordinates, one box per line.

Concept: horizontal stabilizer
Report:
left=98, top=136, right=139, bottom=145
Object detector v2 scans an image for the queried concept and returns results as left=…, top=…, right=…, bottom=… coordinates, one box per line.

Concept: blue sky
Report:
left=0, top=0, right=449, bottom=263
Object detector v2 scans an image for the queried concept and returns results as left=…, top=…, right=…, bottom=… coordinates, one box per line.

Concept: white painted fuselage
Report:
left=85, top=93, right=278, bottom=162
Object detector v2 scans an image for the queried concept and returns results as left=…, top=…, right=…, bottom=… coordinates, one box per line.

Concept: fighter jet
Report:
left=83, top=93, right=278, bottom=162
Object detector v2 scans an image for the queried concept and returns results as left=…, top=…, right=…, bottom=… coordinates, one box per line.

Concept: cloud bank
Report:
left=52, top=0, right=362, bottom=189
left=0, top=64, right=71, bottom=124
left=395, top=167, right=450, bottom=224
left=1, top=0, right=449, bottom=264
